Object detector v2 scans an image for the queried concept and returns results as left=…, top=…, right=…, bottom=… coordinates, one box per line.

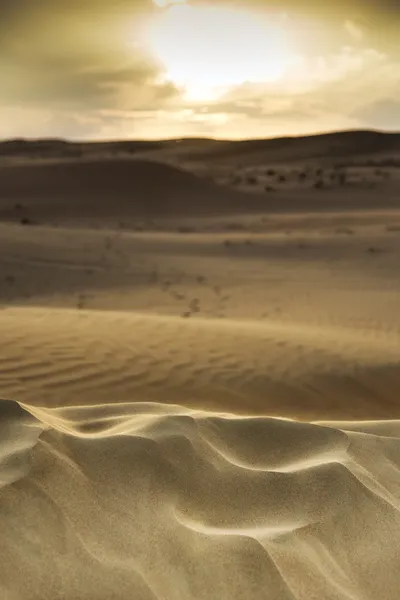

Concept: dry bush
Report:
left=20, top=217, right=33, bottom=225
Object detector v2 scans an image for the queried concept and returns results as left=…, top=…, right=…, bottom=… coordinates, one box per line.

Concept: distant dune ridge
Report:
left=1, top=129, right=400, bottom=164
left=1, top=129, right=400, bottom=599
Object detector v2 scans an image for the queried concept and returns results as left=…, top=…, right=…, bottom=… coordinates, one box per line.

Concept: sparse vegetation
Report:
left=265, top=185, right=275, bottom=192
left=314, top=180, right=324, bottom=189
left=20, top=217, right=33, bottom=225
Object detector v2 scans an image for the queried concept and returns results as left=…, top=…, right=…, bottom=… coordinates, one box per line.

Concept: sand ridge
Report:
left=2, top=398, right=400, bottom=599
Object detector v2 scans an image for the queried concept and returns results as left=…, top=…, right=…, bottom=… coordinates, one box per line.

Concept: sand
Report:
left=1, top=132, right=400, bottom=599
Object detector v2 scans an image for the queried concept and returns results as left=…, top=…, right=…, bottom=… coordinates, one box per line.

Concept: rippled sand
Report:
left=2, top=399, right=400, bottom=600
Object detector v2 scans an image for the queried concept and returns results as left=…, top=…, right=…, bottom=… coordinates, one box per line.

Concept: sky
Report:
left=0, top=0, right=399, bottom=140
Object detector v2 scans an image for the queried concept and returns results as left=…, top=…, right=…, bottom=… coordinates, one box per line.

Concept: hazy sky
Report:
left=0, top=0, right=399, bottom=140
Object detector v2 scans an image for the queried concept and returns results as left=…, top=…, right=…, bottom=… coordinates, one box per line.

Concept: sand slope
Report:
left=1, top=306, right=400, bottom=420
left=2, top=398, right=400, bottom=600
left=0, top=158, right=268, bottom=221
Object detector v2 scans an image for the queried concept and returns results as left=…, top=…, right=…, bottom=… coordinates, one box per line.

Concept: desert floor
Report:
left=1, top=133, right=400, bottom=599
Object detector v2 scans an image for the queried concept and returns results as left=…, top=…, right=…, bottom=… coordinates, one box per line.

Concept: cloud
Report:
left=0, top=0, right=399, bottom=139
left=344, top=20, right=363, bottom=41
left=0, top=0, right=181, bottom=116
left=172, top=45, right=399, bottom=138
left=353, top=99, right=400, bottom=130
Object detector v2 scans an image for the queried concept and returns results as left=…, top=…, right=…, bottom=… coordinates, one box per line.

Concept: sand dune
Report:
left=1, top=306, right=400, bottom=420
left=1, top=134, right=400, bottom=598
left=1, top=130, right=399, bottom=166
left=179, top=130, right=400, bottom=165
left=0, top=158, right=267, bottom=221
left=2, top=397, right=400, bottom=600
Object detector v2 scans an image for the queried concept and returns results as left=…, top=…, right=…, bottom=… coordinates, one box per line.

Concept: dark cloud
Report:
left=212, top=0, right=399, bottom=19
left=0, top=0, right=180, bottom=114
left=1, top=59, right=178, bottom=111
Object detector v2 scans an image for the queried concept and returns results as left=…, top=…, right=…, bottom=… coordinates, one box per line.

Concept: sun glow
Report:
left=146, top=3, right=295, bottom=101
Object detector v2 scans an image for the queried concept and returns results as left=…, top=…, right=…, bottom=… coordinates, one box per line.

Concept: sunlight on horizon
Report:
left=145, top=2, right=297, bottom=101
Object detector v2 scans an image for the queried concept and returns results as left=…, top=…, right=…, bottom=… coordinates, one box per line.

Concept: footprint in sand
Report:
left=77, top=294, right=86, bottom=310
left=189, top=299, right=200, bottom=313
left=171, top=291, right=185, bottom=301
